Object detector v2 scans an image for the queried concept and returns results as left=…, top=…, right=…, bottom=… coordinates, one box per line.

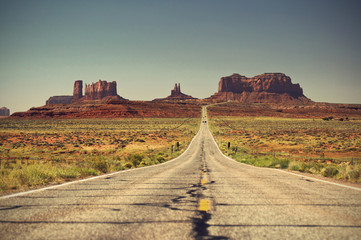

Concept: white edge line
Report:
left=206, top=114, right=361, bottom=192
left=0, top=117, right=203, bottom=200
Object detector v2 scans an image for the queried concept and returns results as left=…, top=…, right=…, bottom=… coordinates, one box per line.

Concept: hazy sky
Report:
left=1, top=0, right=361, bottom=113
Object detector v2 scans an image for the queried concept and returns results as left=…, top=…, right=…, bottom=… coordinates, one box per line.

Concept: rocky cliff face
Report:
left=0, top=107, right=10, bottom=116
left=209, top=73, right=310, bottom=103
left=218, top=73, right=303, bottom=97
left=84, top=80, right=118, bottom=100
left=154, top=83, right=197, bottom=101
left=73, top=80, right=83, bottom=100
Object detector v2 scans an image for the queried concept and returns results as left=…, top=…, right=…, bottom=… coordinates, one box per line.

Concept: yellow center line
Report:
left=198, top=199, right=211, bottom=213
left=201, top=178, right=207, bottom=186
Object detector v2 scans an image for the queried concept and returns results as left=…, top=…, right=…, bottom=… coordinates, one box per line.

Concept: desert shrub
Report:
left=302, top=162, right=323, bottom=174
left=157, top=156, right=166, bottom=163
left=78, top=167, right=99, bottom=177
left=113, top=165, right=125, bottom=171
left=126, top=153, right=144, bottom=167
left=0, top=180, right=6, bottom=191
left=269, top=159, right=290, bottom=169
left=56, top=167, right=80, bottom=179
left=123, top=162, right=133, bottom=169
left=321, top=167, right=339, bottom=177
left=88, top=156, right=110, bottom=173
left=291, top=164, right=300, bottom=171
left=298, top=162, right=316, bottom=173
left=138, top=158, right=154, bottom=167
left=347, top=167, right=360, bottom=182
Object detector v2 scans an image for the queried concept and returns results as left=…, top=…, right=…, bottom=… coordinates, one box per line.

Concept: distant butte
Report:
left=0, top=107, right=10, bottom=116
left=208, top=73, right=311, bottom=104
left=153, top=83, right=197, bottom=101
left=46, top=80, right=127, bottom=105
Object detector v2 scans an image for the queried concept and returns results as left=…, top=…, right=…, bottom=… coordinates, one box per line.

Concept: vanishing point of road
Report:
left=1, top=107, right=361, bottom=239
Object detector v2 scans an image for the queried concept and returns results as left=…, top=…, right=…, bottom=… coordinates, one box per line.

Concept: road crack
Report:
left=191, top=141, right=228, bottom=240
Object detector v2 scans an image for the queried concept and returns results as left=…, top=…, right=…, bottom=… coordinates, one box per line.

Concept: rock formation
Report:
left=84, top=80, right=118, bottom=100
left=208, top=73, right=311, bottom=103
left=46, top=96, right=73, bottom=105
left=73, top=80, right=83, bottom=100
left=0, top=107, right=10, bottom=116
left=46, top=79, right=127, bottom=105
left=153, top=83, right=197, bottom=101
left=171, top=83, right=181, bottom=96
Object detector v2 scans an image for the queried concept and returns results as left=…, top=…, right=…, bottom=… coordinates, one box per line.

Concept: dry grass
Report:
left=209, top=116, right=361, bottom=183
left=0, top=118, right=200, bottom=194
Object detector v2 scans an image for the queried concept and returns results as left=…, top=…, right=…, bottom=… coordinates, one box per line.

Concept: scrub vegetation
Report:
left=0, top=118, right=199, bottom=194
left=208, top=116, right=361, bottom=183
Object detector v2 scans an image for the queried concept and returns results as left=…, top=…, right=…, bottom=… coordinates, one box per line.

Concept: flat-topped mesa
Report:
left=84, top=80, right=118, bottom=100
left=46, top=96, right=73, bottom=105
left=153, top=83, right=197, bottom=101
left=0, top=107, right=10, bottom=116
left=210, top=73, right=311, bottom=103
left=218, top=73, right=304, bottom=97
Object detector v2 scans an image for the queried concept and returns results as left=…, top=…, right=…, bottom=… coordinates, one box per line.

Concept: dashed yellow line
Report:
left=198, top=199, right=211, bottom=213
left=201, top=178, right=207, bottom=186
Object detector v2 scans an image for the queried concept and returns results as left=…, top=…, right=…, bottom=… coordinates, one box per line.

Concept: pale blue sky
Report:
left=1, top=0, right=361, bottom=113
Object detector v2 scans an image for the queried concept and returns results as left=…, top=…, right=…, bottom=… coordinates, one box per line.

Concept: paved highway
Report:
left=1, top=107, right=361, bottom=239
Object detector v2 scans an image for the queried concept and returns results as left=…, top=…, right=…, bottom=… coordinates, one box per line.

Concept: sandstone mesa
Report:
left=208, top=73, right=311, bottom=103
left=0, top=107, right=10, bottom=116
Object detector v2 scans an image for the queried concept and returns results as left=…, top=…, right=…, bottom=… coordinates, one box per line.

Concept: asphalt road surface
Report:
left=1, top=107, right=361, bottom=239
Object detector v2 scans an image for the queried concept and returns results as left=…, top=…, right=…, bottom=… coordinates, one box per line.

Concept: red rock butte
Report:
left=46, top=80, right=126, bottom=105
left=208, top=73, right=311, bottom=103
left=153, top=83, right=197, bottom=101
left=0, top=107, right=10, bottom=116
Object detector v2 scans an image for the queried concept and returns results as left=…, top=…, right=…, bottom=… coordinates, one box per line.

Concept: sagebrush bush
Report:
left=126, top=154, right=144, bottom=168
left=346, top=166, right=361, bottom=182
left=321, top=167, right=339, bottom=177
left=88, top=156, right=110, bottom=173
